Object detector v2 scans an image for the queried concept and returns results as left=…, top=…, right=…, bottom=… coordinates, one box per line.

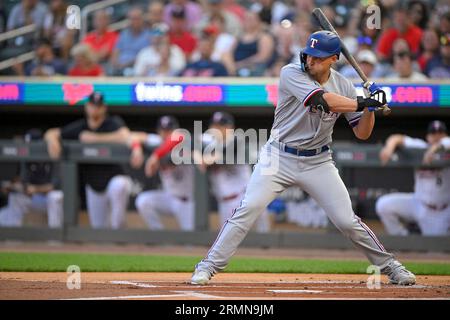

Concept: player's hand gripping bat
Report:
left=312, top=8, right=391, bottom=115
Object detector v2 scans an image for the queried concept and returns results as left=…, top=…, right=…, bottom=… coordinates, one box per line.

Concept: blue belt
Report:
left=272, top=141, right=329, bottom=157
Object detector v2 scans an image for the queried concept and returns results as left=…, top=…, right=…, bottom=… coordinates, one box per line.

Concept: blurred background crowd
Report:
left=0, top=0, right=449, bottom=79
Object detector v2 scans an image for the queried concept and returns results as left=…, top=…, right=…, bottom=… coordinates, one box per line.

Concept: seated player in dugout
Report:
left=44, top=92, right=132, bottom=229
left=376, top=120, right=450, bottom=236
left=128, top=116, right=195, bottom=231
left=194, top=111, right=270, bottom=232
left=0, top=129, right=62, bottom=228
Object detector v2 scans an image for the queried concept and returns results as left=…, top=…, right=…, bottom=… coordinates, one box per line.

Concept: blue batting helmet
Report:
left=300, top=31, right=341, bottom=71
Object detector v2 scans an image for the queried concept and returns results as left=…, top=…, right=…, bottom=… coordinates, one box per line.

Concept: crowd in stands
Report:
left=0, top=0, right=449, bottom=79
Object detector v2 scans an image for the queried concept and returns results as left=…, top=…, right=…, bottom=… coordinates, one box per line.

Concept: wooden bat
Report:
left=312, top=7, right=391, bottom=115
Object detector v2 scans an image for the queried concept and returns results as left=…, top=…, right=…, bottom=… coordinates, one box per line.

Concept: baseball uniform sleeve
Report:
left=403, top=136, right=428, bottom=149
left=145, top=133, right=162, bottom=147
left=280, top=65, right=324, bottom=107
left=60, top=119, right=87, bottom=140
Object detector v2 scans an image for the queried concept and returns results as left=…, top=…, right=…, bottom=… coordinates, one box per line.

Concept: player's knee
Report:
left=375, top=195, right=391, bottom=217
left=47, top=190, right=63, bottom=203
left=109, top=176, right=132, bottom=196
left=135, top=193, right=153, bottom=213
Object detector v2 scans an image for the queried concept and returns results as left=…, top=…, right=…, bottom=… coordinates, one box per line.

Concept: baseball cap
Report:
left=87, top=91, right=105, bottom=106
left=157, top=115, right=179, bottom=130
left=210, top=111, right=234, bottom=126
left=357, top=49, right=377, bottom=65
left=427, top=120, right=447, bottom=134
left=170, top=6, right=185, bottom=19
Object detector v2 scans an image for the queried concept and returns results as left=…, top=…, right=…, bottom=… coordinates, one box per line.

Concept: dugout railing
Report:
left=0, top=140, right=448, bottom=252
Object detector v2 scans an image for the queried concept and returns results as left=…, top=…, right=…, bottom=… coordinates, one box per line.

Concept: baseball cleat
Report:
left=191, top=270, right=211, bottom=285
left=382, top=260, right=416, bottom=285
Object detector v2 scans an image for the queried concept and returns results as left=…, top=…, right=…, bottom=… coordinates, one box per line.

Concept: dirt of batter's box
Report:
left=0, top=273, right=449, bottom=300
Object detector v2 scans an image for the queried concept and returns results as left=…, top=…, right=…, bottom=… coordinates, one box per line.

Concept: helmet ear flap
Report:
left=300, top=51, right=308, bottom=72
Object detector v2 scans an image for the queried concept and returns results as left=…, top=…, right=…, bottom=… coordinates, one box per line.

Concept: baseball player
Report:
left=200, top=111, right=270, bottom=233
left=191, top=31, right=416, bottom=286
left=0, top=129, right=62, bottom=228
left=44, top=92, right=132, bottom=229
left=132, top=116, right=195, bottom=231
left=376, top=120, right=450, bottom=236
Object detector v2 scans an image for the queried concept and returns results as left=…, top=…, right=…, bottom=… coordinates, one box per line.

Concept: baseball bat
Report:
left=312, top=8, right=391, bottom=115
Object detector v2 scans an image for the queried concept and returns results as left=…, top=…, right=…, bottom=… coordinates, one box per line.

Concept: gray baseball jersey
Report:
left=271, top=63, right=362, bottom=149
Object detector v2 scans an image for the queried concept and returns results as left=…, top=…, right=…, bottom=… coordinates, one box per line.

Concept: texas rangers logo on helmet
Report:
left=310, top=38, right=318, bottom=48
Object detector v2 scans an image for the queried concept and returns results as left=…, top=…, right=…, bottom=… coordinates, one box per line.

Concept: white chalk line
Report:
left=109, top=280, right=157, bottom=288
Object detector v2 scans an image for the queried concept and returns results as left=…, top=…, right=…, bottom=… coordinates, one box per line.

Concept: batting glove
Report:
left=363, top=81, right=381, bottom=94
left=357, top=89, right=387, bottom=112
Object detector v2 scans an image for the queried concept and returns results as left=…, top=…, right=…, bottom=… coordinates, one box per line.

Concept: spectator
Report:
left=68, top=44, right=104, bottom=77
left=167, top=6, right=198, bottom=60
left=222, top=10, right=275, bottom=76
left=195, top=0, right=243, bottom=38
left=198, top=14, right=236, bottom=63
left=417, top=29, right=440, bottom=72
left=6, top=0, right=49, bottom=50
left=163, top=0, right=203, bottom=32
left=131, top=116, right=195, bottom=231
left=22, top=38, right=67, bottom=76
left=109, top=7, right=151, bottom=76
left=250, top=0, right=290, bottom=26
left=147, top=1, right=165, bottom=28
left=134, top=24, right=186, bottom=77
left=408, top=0, right=429, bottom=30
left=426, top=34, right=450, bottom=79
left=82, top=10, right=119, bottom=64
left=44, top=92, right=132, bottom=229
left=377, top=3, right=423, bottom=61
left=389, top=39, right=428, bottom=81
left=7, top=0, right=48, bottom=31
left=180, top=34, right=228, bottom=76
left=340, top=49, right=379, bottom=79
left=376, top=120, right=450, bottom=236
left=0, top=129, right=62, bottom=228
left=43, top=0, right=75, bottom=60
left=222, top=0, right=246, bottom=24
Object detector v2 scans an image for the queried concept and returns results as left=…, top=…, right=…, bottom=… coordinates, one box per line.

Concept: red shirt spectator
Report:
left=69, top=64, right=103, bottom=76
left=83, top=31, right=118, bottom=58
left=377, top=4, right=423, bottom=60
left=168, top=6, right=197, bottom=59
left=169, top=31, right=197, bottom=58
left=82, top=10, right=118, bottom=62
left=377, top=25, right=423, bottom=59
left=68, top=43, right=104, bottom=77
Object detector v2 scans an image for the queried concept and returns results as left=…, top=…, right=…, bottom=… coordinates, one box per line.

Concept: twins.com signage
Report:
left=0, top=81, right=448, bottom=108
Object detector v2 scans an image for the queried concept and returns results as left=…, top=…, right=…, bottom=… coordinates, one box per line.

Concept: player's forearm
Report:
left=353, top=109, right=374, bottom=140
left=44, top=128, right=61, bottom=143
left=385, top=134, right=405, bottom=150
left=323, top=92, right=358, bottom=113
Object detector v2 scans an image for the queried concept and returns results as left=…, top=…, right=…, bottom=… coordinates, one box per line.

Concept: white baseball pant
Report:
left=218, top=192, right=270, bottom=233
left=0, top=191, right=62, bottom=228
left=376, top=193, right=450, bottom=236
left=85, top=175, right=132, bottom=229
left=196, top=143, right=395, bottom=275
left=135, top=190, right=194, bottom=231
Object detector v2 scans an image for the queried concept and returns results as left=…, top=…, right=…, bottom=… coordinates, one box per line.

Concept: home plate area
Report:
left=0, top=273, right=449, bottom=300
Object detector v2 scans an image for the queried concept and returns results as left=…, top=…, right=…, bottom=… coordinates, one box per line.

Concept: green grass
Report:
left=0, top=252, right=449, bottom=275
